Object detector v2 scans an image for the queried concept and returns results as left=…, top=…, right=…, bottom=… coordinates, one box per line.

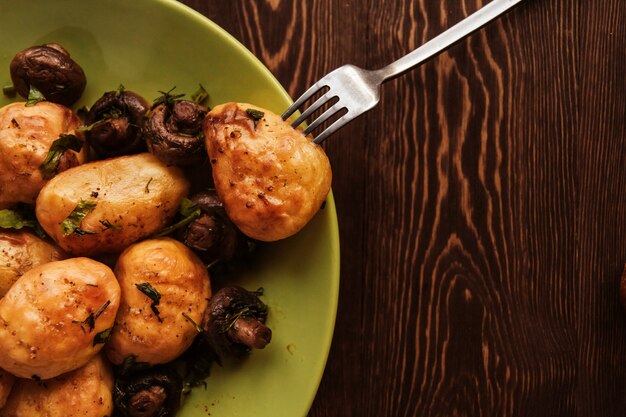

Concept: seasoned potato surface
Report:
left=0, top=258, right=120, bottom=379
left=106, top=238, right=211, bottom=365
left=0, top=102, right=85, bottom=206
left=36, top=153, right=189, bottom=256
left=0, top=230, right=66, bottom=298
left=0, top=355, right=113, bottom=417
left=203, top=102, right=332, bottom=241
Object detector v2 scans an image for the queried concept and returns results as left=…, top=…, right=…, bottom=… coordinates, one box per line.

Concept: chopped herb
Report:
left=219, top=302, right=268, bottom=334
left=60, top=199, right=97, bottom=236
left=93, top=327, right=113, bottom=346
left=101, top=107, right=123, bottom=120
left=95, top=300, right=111, bottom=319
left=246, top=108, right=264, bottom=129
left=115, top=84, right=125, bottom=97
left=73, top=300, right=110, bottom=333
left=39, top=134, right=84, bottom=179
left=144, top=177, right=153, bottom=194
left=151, top=86, right=185, bottom=109
left=182, top=312, right=203, bottom=334
left=0, top=209, right=46, bottom=237
left=25, top=85, right=46, bottom=106
left=10, top=118, right=19, bottom=128
left=118, top=355, right=150, bottom=376
left=153, top=198, right=201, bottom=237
left=135, top=282, right=162, bottom=321
left=99, top=219, right=121, bottom=229
left=190, top=84, right=209, bottom=106
left=73, top=228, right=97, bottom=235
left=3, top=84, right=15, bottom=98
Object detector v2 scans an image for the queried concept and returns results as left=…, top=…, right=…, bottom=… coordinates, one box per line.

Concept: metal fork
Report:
left=282, top=0, right=525, bottom=144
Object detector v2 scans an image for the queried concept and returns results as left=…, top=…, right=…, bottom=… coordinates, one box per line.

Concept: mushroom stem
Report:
left=228, top=317, right=272, bottom=349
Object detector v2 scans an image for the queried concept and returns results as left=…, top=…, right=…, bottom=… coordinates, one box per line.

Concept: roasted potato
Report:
left=0, top=102, right=86, bottom=206
left=0, top=230, right=66, bottom=298
left=106, top=238, right=211, bottom=365
left=203, top=102, right=332, bottom=241
left=0, top=355, right=113, bottom=417
left=35, top=153, right=190, bottom=256
left=0, top=369, right=15, bottom=409
left=0, top=258, right=120, bottom=379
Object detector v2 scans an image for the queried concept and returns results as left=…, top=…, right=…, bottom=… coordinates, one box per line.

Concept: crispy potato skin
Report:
left=0, top=355, right=113, bottom=417
left=0, top=231, right=66, bottom=298
left=0, top=102, right=86, bottom=206
left=0, top=369, right=15, bottom=409
left=106, top=238, right=211, bottom=365
left=203, top=102, right=332, bottom=241
left=35, top=153, right=190, bottom=256
left=0, top=258, right=120, bottom=379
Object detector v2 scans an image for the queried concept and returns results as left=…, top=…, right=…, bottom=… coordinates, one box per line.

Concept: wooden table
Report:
left=181, top=1, right=626, bottom=416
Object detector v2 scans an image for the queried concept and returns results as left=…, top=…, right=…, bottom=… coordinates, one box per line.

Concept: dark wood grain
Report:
left=181, top=1, right=626, bottom=416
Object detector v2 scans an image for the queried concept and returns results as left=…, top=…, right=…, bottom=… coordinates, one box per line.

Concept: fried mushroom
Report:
left=0, top=102, right=86, bottom=206
left=145, top=100, right=208, bottom=166
left=113, top=367, right=182, bottom=417
left=203, top=102, right=332, bottom=241
left=179, top=190, right=253, bottom=264
left=84, top=88, right=150, bottom=158
left=10, top=44, right=86, bottom=106
left=202, top=286, right=271, bottom=359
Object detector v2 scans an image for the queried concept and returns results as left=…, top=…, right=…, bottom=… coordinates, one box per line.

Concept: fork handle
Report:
left=376, top=0, right=525, bottom=82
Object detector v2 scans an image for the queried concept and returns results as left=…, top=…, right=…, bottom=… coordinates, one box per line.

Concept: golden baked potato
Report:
left=0, top=369, right=15, bottom=410
left=106, top=237, right=211, bottom=365
left=0, top=102, right=86, bottom=206
left=0, top=355, right=113, bottom=417
left=203, top=102, right=332, bottom=241
left=0, top=258, right=120, bottom=379
left=0, top=230, right=66, bottom=298
left=35, top=153, right=189, bottom=256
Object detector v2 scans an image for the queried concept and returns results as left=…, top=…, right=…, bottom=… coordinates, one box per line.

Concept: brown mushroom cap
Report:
left=144, top=100, right=208, bottom=166
left=201, top=286, right=271, bottom=358
left=85, top=90, right=150, bottom=158
left=10, top=44, right=86, bottom=106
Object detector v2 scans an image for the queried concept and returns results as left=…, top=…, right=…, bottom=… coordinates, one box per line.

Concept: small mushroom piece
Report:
left=85, top=89, right=150, bottom=158
left=202, top=286, right=272, bottom=358
left=180, top=190, right=253, bottom=263
left=145, top=100, right=208, bottom=166
left=113, top=367, right=182, bottom=417
left=10, top=44, right=87, bottom=106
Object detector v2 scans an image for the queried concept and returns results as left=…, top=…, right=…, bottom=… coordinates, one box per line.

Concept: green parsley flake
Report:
left=60, top=199, right=97, bottom=236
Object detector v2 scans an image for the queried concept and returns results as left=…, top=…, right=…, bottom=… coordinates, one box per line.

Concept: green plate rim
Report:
left=157, top=1, right=341, bottom=414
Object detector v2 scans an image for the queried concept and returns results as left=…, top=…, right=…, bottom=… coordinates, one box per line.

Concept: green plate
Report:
left=0, top=0, right=340, bottom=416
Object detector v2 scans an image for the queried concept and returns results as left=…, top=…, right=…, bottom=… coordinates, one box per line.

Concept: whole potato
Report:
left=106, top=238, right=211, bottom=365
left=0, top=230, right=66, bottom=298
left=0, top=355, right=113, bottom=417
left=0, top=369, right=15, bottom=409
left=203, top=102, right=332, bottom=241
left=36, top=153, right=190, bottom=256
left=0, top=102, right=86, bottom=206
left=0, top=258, right=120, bottom=379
